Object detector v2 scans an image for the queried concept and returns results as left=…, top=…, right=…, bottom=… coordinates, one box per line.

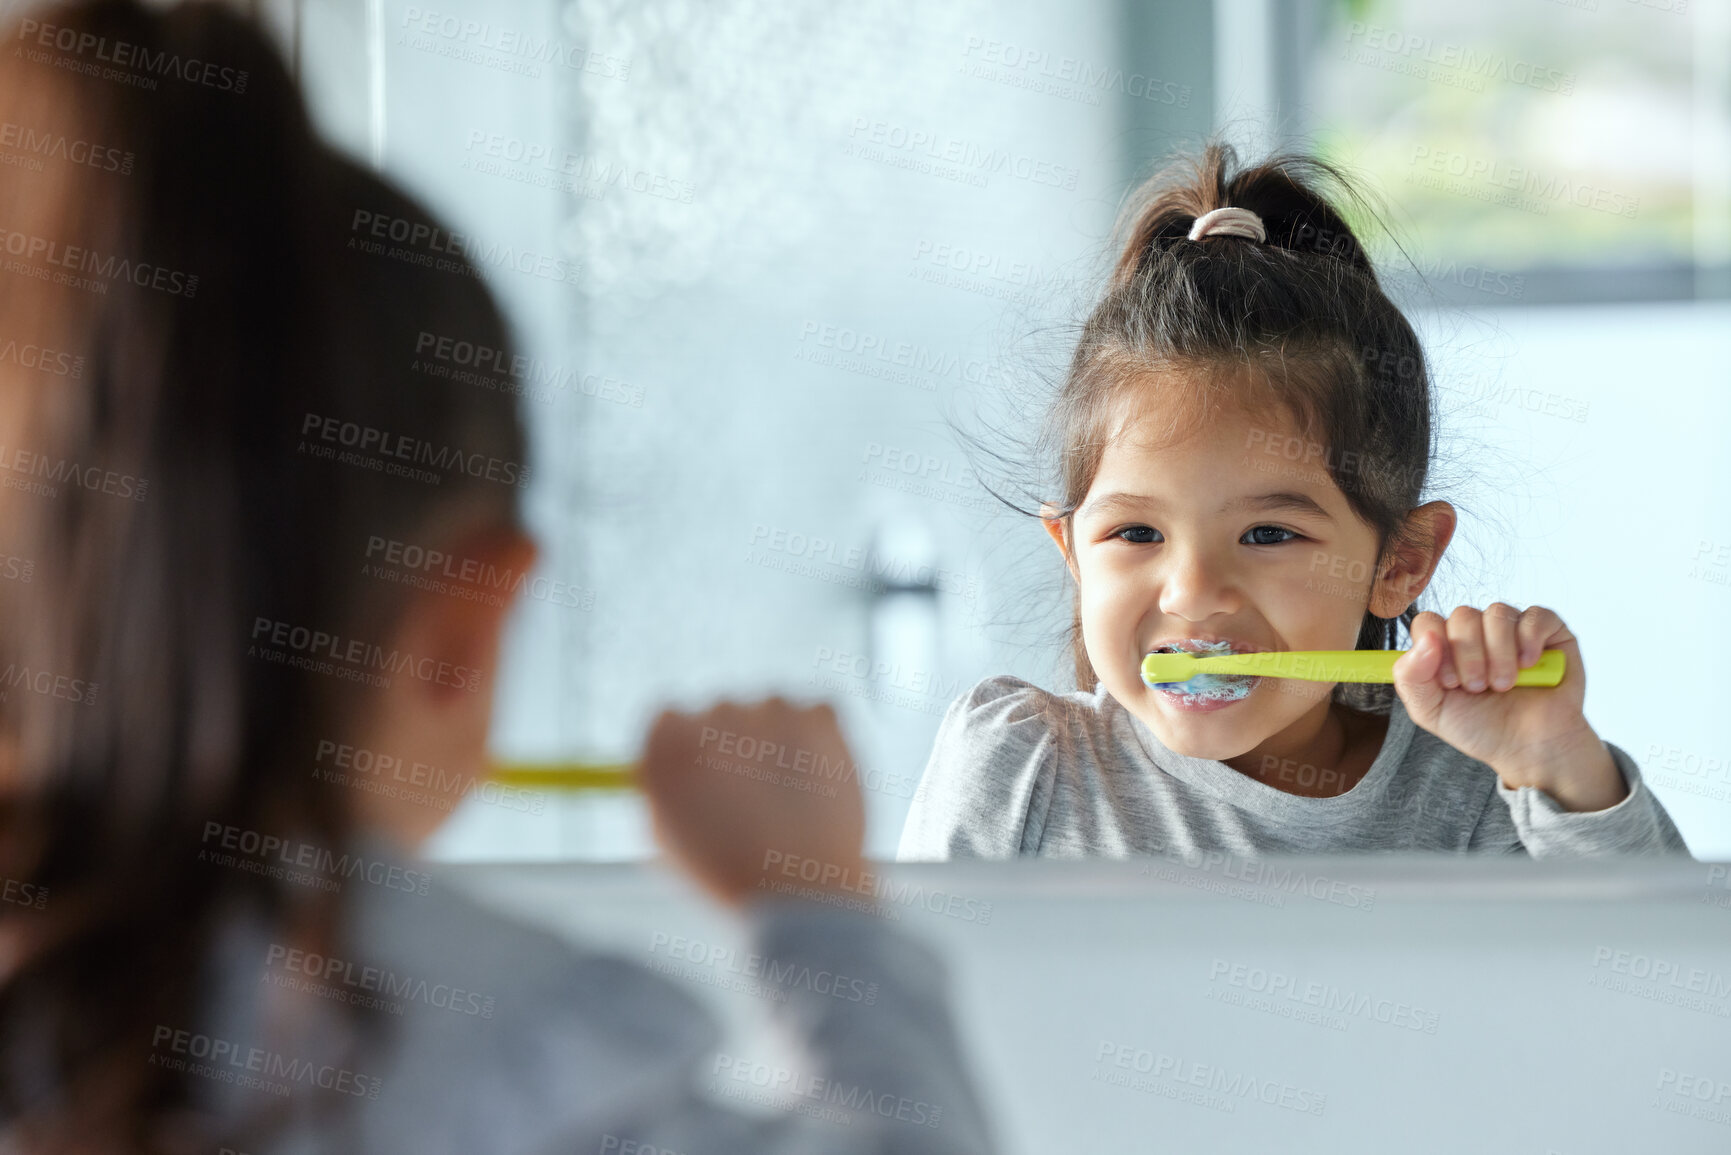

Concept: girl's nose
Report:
left=1155, top=547, right=1240, bottom=621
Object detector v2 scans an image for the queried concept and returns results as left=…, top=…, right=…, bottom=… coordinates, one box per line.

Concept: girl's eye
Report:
left=1243, top=525, right=1298, bottom=546
left=1114, top=526, right=1299, bottom=545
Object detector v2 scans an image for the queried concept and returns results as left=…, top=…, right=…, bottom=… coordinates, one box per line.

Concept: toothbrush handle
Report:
left=1210, top=648, right=1566, bottom=686
left=489, top=760, right=638, bottom=791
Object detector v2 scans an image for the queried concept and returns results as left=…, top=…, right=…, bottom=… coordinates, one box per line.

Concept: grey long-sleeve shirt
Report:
left=197, top=838, right=996, bottom=1155
left=897, top=676, right=1690, bottom=861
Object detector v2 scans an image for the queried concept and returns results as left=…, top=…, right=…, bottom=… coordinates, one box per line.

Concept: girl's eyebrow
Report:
left=1078, top=490, right=1335, bottom=522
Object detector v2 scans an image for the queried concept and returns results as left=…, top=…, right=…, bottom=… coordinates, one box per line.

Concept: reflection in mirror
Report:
left=897, top=145, right=1689, bottom=863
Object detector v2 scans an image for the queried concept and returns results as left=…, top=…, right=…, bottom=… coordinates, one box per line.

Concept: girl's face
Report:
left=1049, top=390, right=1417, bottom=761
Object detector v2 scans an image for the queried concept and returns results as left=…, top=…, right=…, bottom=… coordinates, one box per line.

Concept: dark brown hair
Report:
left=0, top=1, right=525, bottom=1148
left=1045, top=142, right=1433, bottom=690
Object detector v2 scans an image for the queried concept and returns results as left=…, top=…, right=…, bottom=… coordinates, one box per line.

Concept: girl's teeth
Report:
left=1146, top=639, right=1257, bottom=701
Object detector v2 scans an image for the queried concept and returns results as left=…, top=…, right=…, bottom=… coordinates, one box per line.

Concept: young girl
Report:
left=0, top=2, right=991, bottom=1151
left=899, top=145, right=1687, bottom=861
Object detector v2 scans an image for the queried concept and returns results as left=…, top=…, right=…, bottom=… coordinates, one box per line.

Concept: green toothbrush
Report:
left=1141, top=648, right=1566, bottom=686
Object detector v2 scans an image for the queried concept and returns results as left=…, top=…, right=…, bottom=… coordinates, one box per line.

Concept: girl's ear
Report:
left=1369, top=501, right=1456, bottom=617
left=1039, top=503, right=1080, bottom=579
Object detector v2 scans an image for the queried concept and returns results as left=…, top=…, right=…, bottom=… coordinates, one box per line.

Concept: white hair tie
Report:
left=1187, top=206, right=1266, bottom=243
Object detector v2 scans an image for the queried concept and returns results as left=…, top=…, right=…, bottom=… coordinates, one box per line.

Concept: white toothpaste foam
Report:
left=1145, top=638, right=1258, bottom=701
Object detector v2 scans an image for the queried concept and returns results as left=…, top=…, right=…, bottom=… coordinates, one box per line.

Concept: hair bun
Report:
left=1186, top=207, right=1266, bottom=243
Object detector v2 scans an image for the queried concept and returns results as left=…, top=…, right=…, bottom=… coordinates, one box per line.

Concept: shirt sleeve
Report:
left=896, top=676, right=1058, bottom=861
left=1494, top=738, right=1693, bottom=858
left=577, top=898, right=998, bottom=1155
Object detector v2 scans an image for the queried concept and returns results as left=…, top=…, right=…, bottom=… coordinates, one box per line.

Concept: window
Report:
left=1292, top=0, right=1729, bottom=303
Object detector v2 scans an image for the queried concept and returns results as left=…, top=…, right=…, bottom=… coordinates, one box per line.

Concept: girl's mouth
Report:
left=1144, top=638, right=1261, bottom=707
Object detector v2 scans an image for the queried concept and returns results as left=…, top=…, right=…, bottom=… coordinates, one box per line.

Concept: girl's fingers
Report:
left=1405, top=603, right=1568, bottom=694
left=1482, top=602, right=1521, bottom=691
left=1516, top=605, right=1563, bottom=669
left=1403, top=612, right=1449, bottom=686
left=1430, top=616, right=1459, bottom=689
left=1444, top=605, right=1486, bottom=691
left=1440, top=609, right=1481, bottom=692
left=1394, top=624, right=1439, bottom=682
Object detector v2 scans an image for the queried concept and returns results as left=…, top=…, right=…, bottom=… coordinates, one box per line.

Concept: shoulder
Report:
left=338, top=869, right=719, bottom=1150
left=949, top=672, right=1075, bottom=725
left=931, top=673, right=1106, bottom=769
left=898, top=675, right=1105, bottom=860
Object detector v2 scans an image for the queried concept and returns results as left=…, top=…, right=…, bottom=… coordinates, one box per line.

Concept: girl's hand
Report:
left=637, top=697, right=868, bottom=909
left=1392, top=604, right=1626, bottom=812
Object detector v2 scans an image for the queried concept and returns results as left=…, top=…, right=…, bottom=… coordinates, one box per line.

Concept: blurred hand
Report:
left=1393, top=603, right=1625, bottom=811
left=637, top=697, right=867, bottom=908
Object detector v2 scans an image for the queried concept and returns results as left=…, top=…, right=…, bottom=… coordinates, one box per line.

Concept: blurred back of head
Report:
left=0, top=1, right=527, bottom=1147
